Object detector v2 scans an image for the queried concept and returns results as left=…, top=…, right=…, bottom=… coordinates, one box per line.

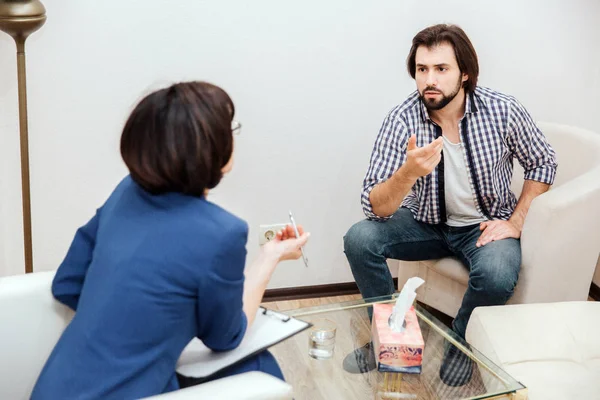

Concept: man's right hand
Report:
left=369, top=134, right=443, bottom=217
left=402, top=135, right=443, bottom=180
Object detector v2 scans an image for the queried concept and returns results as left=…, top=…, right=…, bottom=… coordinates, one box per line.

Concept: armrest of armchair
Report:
left=142, top=372, right=293, bottom=400
left=511, top=166, right=600, bottom=304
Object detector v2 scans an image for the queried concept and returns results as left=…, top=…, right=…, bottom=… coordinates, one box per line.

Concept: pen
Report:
left=288, top=210, right=309, bottom=268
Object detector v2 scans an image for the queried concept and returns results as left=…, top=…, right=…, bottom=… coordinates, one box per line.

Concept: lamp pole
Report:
left=0, top=0, right=46, bottom=274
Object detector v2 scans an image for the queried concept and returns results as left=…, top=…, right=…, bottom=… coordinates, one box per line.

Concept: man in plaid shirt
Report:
left=343, top=24, right=557, bottom=385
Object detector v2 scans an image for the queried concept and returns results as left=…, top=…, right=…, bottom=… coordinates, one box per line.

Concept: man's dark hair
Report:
left=407, top=24, right=479, bottom=92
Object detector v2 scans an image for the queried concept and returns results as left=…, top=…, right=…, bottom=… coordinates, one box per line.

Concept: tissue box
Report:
left=371, top=303, right=424, bottom=373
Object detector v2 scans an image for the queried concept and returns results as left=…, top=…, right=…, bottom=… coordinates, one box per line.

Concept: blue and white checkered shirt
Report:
left=361, top=86, right=558, bottom=224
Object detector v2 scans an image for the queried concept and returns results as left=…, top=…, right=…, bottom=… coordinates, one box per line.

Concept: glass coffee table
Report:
left=269, top=295, right=527, bottom=400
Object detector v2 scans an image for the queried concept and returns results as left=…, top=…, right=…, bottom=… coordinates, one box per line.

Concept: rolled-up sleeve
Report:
left=507, top=98, right=558, bottom=185
left=361, top=113, right=409, bottom=221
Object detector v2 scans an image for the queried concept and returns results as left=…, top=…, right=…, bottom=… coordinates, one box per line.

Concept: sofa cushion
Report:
left=422, top=257, right=469, bottom=285
left=466, top=301, right=600, bottom=400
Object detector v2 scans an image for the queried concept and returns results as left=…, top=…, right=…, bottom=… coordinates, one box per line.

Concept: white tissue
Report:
left=389, top=277, right=425, bottom=332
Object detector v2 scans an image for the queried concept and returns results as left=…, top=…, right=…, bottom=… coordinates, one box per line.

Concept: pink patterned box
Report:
left=372, top=303, right=424, bottom=370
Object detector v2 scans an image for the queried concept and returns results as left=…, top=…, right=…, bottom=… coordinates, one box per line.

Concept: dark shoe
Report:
left=439, top=343, right=473, bottom=387
left=343, top=342, right=377, bottom=374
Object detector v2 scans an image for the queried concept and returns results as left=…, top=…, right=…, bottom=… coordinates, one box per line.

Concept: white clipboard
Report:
left=176, top=307, right=311, bottom=379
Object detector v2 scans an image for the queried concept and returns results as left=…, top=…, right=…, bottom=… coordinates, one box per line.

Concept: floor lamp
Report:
left=0, top=0, right=46, bottom=274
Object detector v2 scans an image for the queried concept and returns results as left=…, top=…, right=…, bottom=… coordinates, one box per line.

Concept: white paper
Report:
left=389, top=277, right=425, bottom=332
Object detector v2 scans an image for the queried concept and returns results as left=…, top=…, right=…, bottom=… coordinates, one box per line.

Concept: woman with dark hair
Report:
left=31, top=81, right=309, bottom=399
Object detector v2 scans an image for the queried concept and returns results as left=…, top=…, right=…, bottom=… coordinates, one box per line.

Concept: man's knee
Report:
left=473, top=239, right=521, bottom=297
left=343, top=220, right=383, bottom=259
left=484, top=273, right=518, bottom=298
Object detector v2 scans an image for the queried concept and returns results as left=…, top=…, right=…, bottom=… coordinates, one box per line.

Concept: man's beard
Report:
left=420, top=76, right=462, bottom=111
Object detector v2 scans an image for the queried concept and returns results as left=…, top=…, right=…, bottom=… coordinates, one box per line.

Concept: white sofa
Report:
left=0, top=271, right=293, bottom=400
left=396, top=122, right=600, bottom=317
left=466, top=301, right=600, bottom=400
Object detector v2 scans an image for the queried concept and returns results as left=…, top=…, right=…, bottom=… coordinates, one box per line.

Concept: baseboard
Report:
left=590, top=283, right=600, bottom=301
left=263, top=278, right=399, bottom=302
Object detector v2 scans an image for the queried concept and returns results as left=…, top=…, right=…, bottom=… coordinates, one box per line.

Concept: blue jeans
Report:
left=343, top=208, right=521, bottom=339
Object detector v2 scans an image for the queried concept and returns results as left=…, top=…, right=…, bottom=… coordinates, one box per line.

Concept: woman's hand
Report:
left=261, top=225, right=310, bottom=262
left=243, top=225, right=311, bottom=328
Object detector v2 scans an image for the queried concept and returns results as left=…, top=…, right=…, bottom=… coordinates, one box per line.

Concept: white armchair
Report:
left=0, top=271, right=293, bottom=400
left=395, top=122, right=600, bottom=317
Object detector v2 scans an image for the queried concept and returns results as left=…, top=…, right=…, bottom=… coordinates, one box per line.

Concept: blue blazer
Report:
left=31, top=176, right=249, bottom=399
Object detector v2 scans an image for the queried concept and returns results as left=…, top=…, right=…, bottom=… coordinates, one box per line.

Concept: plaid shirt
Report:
left=361, top=86, right=558, bottom=224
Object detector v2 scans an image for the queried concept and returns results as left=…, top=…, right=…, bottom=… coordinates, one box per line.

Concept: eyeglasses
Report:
left=232, top=120, right=242, bottom=136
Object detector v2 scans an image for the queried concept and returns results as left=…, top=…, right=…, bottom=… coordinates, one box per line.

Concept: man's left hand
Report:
left=476, top=220, right=521, bottom=247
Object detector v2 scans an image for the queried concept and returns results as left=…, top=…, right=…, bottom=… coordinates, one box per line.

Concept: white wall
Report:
left=1, top=0, right=599, bottom=288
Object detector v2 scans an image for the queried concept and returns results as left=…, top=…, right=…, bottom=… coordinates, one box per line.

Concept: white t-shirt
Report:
left=442, top=135, right=486, bottom=227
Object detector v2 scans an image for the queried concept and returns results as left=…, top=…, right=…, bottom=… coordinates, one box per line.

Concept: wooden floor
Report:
left=262, top=294, right=381, bottom=399
left=261, top=294, right=362, bottom=312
